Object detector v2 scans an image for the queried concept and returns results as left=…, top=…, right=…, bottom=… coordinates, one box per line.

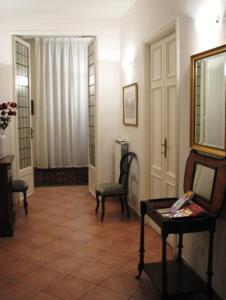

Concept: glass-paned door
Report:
left=14, top=37, right=34, bottom=195
left=88, top=39, right=96, bottom=195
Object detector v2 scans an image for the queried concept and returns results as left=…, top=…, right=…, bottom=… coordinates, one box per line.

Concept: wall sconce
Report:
left=122, top=46, right=135, bottom=81
left=215, top=16, right=221, bottom=24
left=122, top=46, right=134, bottom=70
left=195, top=1, right=224, bottom=35
left=215, top=15, right=226, bottom=25
left=125, top=59, right=133, bottom=69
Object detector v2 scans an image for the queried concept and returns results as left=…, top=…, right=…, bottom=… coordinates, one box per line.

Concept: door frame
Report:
left=88, top=37, right=97, bottom=196
left=13, top=36, right=34, bottom=196
left=12, top=33, right=97, bottom=193
left=143, top=19, right=180, bottom=199
left=143, top=20, right=180, bottom=250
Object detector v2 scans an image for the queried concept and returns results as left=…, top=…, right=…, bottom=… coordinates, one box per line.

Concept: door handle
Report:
left=161, top=138, right=167, bottom=158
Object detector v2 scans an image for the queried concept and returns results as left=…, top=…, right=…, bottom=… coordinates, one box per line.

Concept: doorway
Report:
left=144, top=23, right=179, bottom=248
left=149, top=29, right=178, bottom=199
left=13, top=35, right=96, bottom=191
left=14, top=36, right=34, bottom=196
left=87, top=40, right=96, bottom=195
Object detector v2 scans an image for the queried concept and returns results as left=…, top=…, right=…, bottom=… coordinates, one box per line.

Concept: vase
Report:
left=0, top=132, right=6, bottom=158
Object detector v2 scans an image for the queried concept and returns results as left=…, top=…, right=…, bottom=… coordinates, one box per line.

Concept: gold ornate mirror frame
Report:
left=190, top=44, right=226, bottom=157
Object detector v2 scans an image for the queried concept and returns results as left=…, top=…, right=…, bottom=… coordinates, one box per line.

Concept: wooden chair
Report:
left=11, top=180, right=29, bottom=214
left=95, top=151, right=136, bottom=222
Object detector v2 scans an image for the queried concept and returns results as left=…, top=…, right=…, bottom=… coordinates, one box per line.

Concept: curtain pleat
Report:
left=35, top=37, right=89, bottom=168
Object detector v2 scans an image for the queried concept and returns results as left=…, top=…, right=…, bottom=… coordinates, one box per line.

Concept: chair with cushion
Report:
left=95, top=151, right=136, bottom=222
left=11, top=180, right=29, bottom=214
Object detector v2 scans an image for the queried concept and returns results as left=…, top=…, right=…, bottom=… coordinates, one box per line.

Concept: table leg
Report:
left=177, top=233, right=183, bottom=262
left=136, top=202, right=146, bottom=279
left=206, top=221, right=215, bottom=300
left=162, top=228, right=168, bottom=298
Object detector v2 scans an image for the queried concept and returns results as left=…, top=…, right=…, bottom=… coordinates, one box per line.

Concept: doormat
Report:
left=34, top=167, right=88, bottom=186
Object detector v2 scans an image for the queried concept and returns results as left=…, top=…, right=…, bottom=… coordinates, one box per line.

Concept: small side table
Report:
left=136, top=198, right=216, bottom=299
left=136, top=149, right=226, bottom=299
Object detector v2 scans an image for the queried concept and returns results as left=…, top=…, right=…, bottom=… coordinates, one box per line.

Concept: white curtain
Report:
left=35, top=37, right=89, bottom=168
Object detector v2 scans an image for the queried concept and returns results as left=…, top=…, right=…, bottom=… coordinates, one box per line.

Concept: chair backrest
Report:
left=118, top=152, right=136, bottom=191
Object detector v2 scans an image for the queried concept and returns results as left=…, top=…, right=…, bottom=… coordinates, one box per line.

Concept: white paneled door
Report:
left=14, top=37, right=34, bottom=195
left=150, top=32, right=177, bottom=199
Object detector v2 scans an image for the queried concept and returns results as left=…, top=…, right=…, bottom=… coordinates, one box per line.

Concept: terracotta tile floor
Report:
left=0, top=186, right=214, bottom=300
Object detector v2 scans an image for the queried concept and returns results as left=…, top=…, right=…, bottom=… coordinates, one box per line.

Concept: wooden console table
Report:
left=136, top=150, right=226, bottom=299
left=136, top=199, right=216, bottom=299
left=0, top=155, right=14, bottom=236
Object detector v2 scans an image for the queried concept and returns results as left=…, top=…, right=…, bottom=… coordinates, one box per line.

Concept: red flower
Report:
left=1, top=103, right=7, bottom=109
left=0, top=101, right=17, bottom=131
left=10, top=102, right=17, bottom=108
left=8, top=110, right=16, bottom=116
left=8, top=110, right=14, bottom=116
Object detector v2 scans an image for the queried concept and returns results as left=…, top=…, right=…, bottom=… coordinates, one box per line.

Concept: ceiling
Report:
left=0, top=0, right=136, bottom=19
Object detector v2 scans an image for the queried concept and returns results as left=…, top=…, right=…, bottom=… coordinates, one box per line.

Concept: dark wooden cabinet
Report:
left=0, top=155, right=14, bottom=237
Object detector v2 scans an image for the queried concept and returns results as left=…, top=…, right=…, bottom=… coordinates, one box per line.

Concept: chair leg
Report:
left=95, top=192, right=100, bottom=213
left=124, top=195, right=130, bottom=218
left=23, top=191, right=28, bottom=215
left=101, top=196, right=106, bottom=222
left=119, top=196, right=124, bottom=213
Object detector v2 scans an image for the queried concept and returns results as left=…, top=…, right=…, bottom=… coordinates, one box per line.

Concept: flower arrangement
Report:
left=0, top=101, right=17, bottom=134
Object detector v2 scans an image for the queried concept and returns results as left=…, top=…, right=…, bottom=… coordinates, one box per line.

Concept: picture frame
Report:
left=123, top=82, right=138, bottom=126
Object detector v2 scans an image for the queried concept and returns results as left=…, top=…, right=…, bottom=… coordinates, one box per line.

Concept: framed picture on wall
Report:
left=123, top=82, right=138, bottom=126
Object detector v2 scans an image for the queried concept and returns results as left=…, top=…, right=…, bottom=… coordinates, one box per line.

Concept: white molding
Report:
left=143, top=19, right=180, bottom=198
left=129, top=200, right=140, bottom=215
left=144, top=19, right=177, bottom=45
left=89, top=190, right=96, bottom=197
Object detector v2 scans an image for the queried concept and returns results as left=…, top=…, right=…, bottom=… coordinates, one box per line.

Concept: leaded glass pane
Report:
left=16, top=41, right=31, bottom=170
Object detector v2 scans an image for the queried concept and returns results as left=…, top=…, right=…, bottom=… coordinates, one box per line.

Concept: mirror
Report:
left=190, top=45, right=226, bottom=156
left=192, top=163, right=215, bottom=202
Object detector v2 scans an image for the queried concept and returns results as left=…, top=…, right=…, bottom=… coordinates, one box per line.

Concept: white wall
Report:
left=0, top=16, right=120, bottom=183
left=120, top=0, right=226, bottom=297
left=96, top=32, right=120, bottom=183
